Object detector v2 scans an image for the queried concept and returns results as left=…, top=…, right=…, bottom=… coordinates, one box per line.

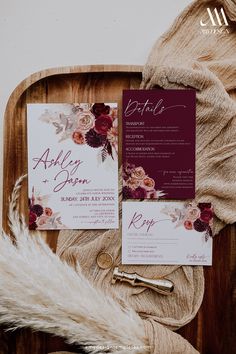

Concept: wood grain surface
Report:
left=1, top=65, right=236, bottom=354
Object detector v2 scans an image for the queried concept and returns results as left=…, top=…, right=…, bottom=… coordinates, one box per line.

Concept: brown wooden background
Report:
left=1, top=65, right=236, bottom=354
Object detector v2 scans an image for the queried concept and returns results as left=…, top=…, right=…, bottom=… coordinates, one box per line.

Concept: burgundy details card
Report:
left=122, top=89, right=196, bottom=200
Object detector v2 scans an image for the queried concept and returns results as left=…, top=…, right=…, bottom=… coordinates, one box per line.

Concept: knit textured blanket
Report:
left=56, top=0, right=236, bottom=353
left=141, top=0, right=236, bottom=235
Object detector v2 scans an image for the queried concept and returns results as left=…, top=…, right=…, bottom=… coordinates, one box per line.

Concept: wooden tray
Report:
left=2, top=65, right=235, bottom=354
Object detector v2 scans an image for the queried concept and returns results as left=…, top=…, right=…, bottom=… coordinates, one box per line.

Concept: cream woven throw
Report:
left=56, top=0, right=236, bottom=353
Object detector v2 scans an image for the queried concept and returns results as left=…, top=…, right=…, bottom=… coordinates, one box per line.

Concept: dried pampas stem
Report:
left=8, top=174, right=27, bottom=237
left=0, top=176, right=149, bottom=354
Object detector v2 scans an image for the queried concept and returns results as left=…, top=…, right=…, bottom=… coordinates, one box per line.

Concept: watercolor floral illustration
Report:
left=28, top=187, right=66, bottom=230
left=39, top=103, right=118, bottom=163
left=161, top=202, right=214, bottom=242
left=122, top=162, right=165, bottom=199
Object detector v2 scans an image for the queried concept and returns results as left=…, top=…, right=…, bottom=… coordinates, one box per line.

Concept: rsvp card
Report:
left=27, top=103, right=119, bottom=230
left=122, top=90, right=196, bottom=199
left=122, top=202, right=213, bottom=265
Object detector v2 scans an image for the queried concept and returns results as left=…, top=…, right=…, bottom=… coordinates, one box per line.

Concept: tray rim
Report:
left=4, top=64, right=143, bottom=120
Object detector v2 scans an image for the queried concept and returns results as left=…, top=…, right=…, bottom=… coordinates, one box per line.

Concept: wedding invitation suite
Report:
left=122, top=201, right=213, bottom=265
left=122, top=90, right=196, bottom=199
left=27, top=103, right=119, bottom=230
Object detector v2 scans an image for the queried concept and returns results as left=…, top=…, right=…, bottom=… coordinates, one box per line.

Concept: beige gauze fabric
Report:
left=56, top=0, right=236, bottom=353
left=141, top=0, right=236, bottom=234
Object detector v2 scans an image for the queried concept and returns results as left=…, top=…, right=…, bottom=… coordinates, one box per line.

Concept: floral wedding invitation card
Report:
left=122, top=201, right=213, bottom=265
left=27, top=103, right=119, bottom=230
left=122, top=90, right=196, bottom=199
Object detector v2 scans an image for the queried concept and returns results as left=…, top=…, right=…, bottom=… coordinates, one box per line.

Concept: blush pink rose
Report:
left=37, top=215, right=49, bottom=226
left=126, top=177, right=141, bottom=190
left=131, top=166, right=146, bottom=180
left=186, top=207, right=200, bottom=221
left=141, top=177, right=155, bottom=191
left=77, top=111, right=95, bottom=131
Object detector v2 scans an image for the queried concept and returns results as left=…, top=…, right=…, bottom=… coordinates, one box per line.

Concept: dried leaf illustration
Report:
left=52, top=122, right=60, bottom=128
left=101, top=144, right=108, bottom=162
left=58, top=130, right=72, bottom=142
left=205, top=231, right=210, bottom=242
left=39, top=110, right=59, bottom=123
left=56, top=217, right=62, bottom=224
left=59, top=113, right=68, bottom=125
left=107, top=141, right=114, bottom=160
left=56, top=127, right=63, bottom=134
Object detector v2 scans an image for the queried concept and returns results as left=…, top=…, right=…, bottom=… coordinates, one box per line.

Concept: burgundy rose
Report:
left=91, top=103, right=110, bottom=118
left=200, top=209, right=213, bottom=223
left=31, top=204, right=44, bottom=217
left=198, top=203, right=211, bottom=211
left=122, top=186, right=133, bottom=199
left=85, top=128, right=106, bottom=148
left=29, top=221, right=37, bottom=230
left=29, top=211, right=37, bottom=225
left=147, top=190, right=158, bottom=199
left=94, top=115, right=113, bottom=135
left=193, top=218, right=208, bottom=232
left=132, top=187, right=147, bottom=199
